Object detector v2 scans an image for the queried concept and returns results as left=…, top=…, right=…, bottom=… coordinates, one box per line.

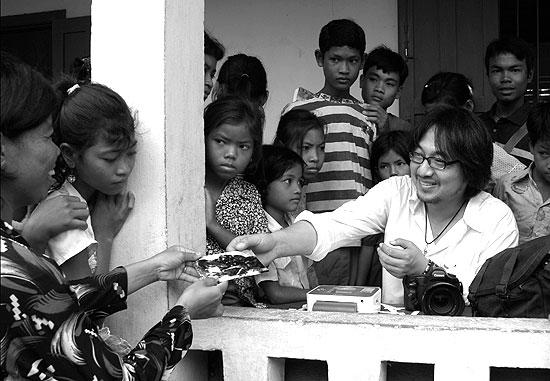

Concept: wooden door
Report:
left=398, top=0, right=499, bottom=127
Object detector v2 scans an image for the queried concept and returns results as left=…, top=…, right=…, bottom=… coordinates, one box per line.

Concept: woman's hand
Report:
left=176, top=278, right=227, bottom=319
left=21, top=194, right=89, bottom=252
left=151, top=245, right=202, bottom=284
left=92, top=191, right=135, bottom=240
left=377, top=238, right=428, bottom=278
left=125, top=245, right=202, bottom=295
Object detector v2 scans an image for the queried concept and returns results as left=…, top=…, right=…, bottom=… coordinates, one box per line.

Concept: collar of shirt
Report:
left=488, top=101, right=532, bottom=125
left=407, top=181, right=493, bottom=234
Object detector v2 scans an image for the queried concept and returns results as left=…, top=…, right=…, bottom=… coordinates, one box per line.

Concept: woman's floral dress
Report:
left=1, top=220, right=192, bottom=381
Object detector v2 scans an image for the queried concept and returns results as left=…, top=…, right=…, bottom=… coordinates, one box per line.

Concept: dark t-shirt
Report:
left=480, top=102, right=532, bottom=166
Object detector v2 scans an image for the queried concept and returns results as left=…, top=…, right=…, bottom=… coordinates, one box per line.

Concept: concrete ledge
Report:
left=187, top=307, right=550, bottom=381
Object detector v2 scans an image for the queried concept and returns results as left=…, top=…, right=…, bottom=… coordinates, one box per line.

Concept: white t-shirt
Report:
left=46, top=182, right=97, bottom=273
left=296, top=176, right=518, bottom=305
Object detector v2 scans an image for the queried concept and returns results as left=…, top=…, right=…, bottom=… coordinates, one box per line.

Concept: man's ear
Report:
left=395, top=86, right=403, bottom=100
left=60, top=143, right=78, bottom=168
left=464, top=99, right=475, bottom=112
left=315, top=49, right=324, bottom=67
left=528, top=69, right=534, bottom=84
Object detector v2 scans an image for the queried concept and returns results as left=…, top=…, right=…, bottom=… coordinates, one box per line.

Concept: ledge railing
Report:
left=180, top=307, right=550, bottom=381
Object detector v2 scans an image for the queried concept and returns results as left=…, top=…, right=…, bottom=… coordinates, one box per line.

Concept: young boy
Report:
left=481, top=37, right=534, bottom=165
left=204, top=32, right=225, bottom=101
left=493, top=103, right=549, bottom=244
left=360, top=45, right=411, bottom=132
left=282, top=19, right=374, bottom=286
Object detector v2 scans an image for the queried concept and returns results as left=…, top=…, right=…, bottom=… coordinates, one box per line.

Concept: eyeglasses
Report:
left=409, top=152, right=460, bottom=170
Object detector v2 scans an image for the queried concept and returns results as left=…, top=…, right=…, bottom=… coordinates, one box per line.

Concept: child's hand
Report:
left=363, top=104, right=389, bottom=131
left=92, top=191, right=135, bottom=240
left=21, top=194, right=89, bottom=252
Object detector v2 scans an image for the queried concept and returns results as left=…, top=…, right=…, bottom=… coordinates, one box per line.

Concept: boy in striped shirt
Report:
left=282, top=19, right=376, bottom=285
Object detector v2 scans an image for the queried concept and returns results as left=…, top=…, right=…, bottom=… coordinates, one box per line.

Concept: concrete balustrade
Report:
left=184, top=307, right=550, bottom=381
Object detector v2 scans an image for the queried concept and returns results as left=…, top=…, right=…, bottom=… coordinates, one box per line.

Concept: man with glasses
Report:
left=228, top=107, right=518, bottom=306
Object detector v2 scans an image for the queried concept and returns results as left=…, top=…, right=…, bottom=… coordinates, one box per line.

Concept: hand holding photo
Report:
left=195, top=250, right=268, bottom=282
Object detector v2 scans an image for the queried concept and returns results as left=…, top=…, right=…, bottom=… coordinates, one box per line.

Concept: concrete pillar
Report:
left=91, top=0, right=204, bottom=378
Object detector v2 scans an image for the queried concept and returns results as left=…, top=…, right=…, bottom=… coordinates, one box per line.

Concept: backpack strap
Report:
left=495, top=248, right=519, bottom=296
left=503, top=122, right=527, bottom=154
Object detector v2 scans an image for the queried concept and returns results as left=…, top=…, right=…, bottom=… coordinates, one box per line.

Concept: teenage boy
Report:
left=494, top=103, right=550, bottom=243
left=360, top=45, right=411, bottom=132
left=481, top=37, right=534, bottom=165
left=204, top=32, right=225, bottom=101
left=283, top=19, right=374, bottom=286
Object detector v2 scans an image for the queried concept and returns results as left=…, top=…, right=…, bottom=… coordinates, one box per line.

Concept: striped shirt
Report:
left=283, top=88, right=377, bottom=213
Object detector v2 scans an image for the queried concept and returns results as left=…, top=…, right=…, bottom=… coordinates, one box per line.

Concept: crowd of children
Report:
left=5, top=19, right=548, bottom=312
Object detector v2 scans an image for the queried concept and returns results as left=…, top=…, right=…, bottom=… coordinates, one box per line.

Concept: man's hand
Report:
left=363, top=104, right=388, bottom=131
left=377, top=238, right=428, bottom=278
left=227, top=233, right=278, bottom=267
left=21, top=194, right=89, bottom=252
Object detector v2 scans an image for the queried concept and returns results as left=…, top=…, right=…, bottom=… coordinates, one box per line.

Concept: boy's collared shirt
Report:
left=255, top=211, right=311, bottom=289
left=480, top=102, right=533, bottom=165
left=384, top=113, right=412, bottom=132
left=493, top=164, right=550, bottom=244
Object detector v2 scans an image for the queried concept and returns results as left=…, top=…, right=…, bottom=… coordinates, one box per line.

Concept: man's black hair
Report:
left=205, top=32, right=225, bottom=61
left=363, top=45, right=408, bottom=86
left=319, top=19, right=365, bottom=56
left=484, top=37, right=534, bottom=74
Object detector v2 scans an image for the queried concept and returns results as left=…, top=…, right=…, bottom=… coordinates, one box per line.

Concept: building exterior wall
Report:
left=205, top=0, right=399, bottom=141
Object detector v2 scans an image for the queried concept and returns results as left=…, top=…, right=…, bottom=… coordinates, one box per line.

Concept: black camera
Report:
left=403, top=266, right=465, bottom=316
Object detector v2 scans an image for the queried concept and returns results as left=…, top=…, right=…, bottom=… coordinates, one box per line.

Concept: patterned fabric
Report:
left=493, top=165, right=550, bottom=244
left=480, top=102, right=533, bottom=165
left=283, top=87, right=377, bottom=214
left=206, top=176, right=269, bottom=307
left=1, top=220, right=192, bottom=381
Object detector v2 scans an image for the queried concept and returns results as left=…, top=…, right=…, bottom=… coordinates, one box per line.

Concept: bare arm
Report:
left=259, top=281, right=308, bottom=304
left=228, top=221, right=318, bottom=266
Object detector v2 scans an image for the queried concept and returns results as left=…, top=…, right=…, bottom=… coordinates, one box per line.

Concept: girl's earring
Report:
left=67, top=172, right=76, bottom=184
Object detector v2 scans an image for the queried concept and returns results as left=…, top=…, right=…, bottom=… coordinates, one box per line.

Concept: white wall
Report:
left=0, top=0, right=91, bottom=17
left=205, top=0, right=399, bottom=142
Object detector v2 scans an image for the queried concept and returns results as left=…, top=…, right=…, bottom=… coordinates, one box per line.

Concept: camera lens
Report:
left=422, top=283, right=465, bottom=316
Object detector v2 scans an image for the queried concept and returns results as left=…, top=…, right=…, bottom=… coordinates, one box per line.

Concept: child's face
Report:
left=206, top=122, right=253, bottom=181
left=316, top=46, right=363, bottom=97
left=299, top=128, right=325, bottom=181
left=72, top=135, right=137, bottom=196
left=266, top=163, right=304, bottom=213
left=531, top=140, right=550, bottom=184
left=487, top=53, right=532, bottom=104
left=377, top=149, right=410, bottom=181
left=204, top=54, right=218, bottom=100
left=360, top=67, right=401, bottom=109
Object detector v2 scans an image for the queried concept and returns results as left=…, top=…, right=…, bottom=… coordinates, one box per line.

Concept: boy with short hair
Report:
left=481, top=37, right=534, bottom=165
left=493, top=103, right=550, bottom=243
left=360, top=45, right=411, bottom=132
left=204, top=32, right=225, bottom=100
left=283, top=19, right=375, bottom=285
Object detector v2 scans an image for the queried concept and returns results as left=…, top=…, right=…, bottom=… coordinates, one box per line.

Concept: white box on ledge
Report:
left=307, top=285, right=381, bottom=313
